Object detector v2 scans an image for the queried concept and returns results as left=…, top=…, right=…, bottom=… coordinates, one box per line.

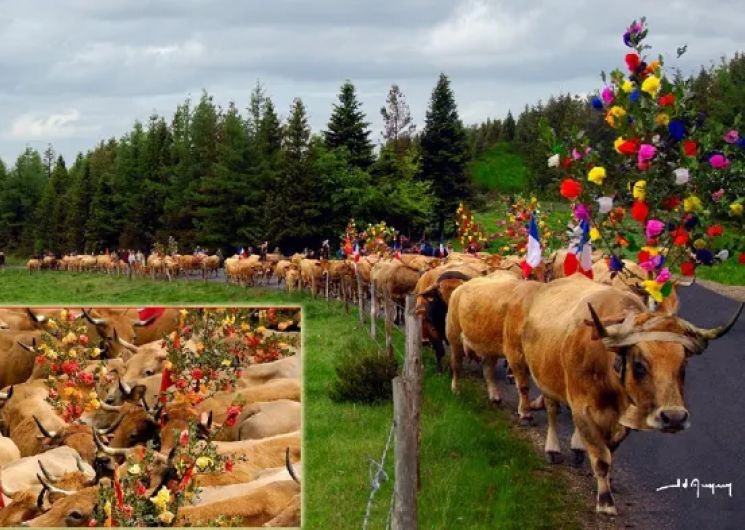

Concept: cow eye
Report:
left=632, top=359, right=647, bottom=380
left=144, top=369, right=154, bottom=376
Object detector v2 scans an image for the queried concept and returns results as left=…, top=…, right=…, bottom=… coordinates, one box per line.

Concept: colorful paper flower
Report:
left=632, top=180, right=647, bottom=200
left=629, top=89, right=641, bottom=103
left=708, top=153, right=730, bottom=169
left=668, top=120, right=686, bottom=141
left=711, top=189, right=725, bottom=202
left=559, top=178, right=582, bottom=200
left=591, top=96, right=604, bottom=110
left=680, top=261, right=696, bottom=276
left=597, top=196, right=614, bottom=214
left=707, top=225, right=724, bottom=237
left=587, top=166, right=607, bottom=184
left=641, top=76, right=661, bottom=96
left=645, top=219, right=665, bottom=239
left=605, top=106, right=626, bottom=127
left=682, top=140, right=698, bottom=156
left=547, top=153, right=560, bottom=168
left=631, top=200, right=649, bottom=223
left=622, top=80, right=634, bottom=93
left=574, top=203, right=591, bottom=221
left=730, top=203, right=744, bottom=217
left=723, top=130, right=739, bottom=144
left=601, top=86, right=615, bottom=105
left=658, top=93, right=675, bottom=106
left=683, top=196, right=703, bottom=212
left=625, top=53, right=641, bottom=71
left=638, top=144, right=657, bottom=161
left=673, top=167, right=690, bottom=185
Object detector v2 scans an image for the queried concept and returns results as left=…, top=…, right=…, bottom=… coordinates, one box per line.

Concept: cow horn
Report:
left=33, top=415, right=56, bottom=438
left=17, top=340, right=37, bottom=353
left=97, top=414, right=124, bottom=435
left=587, top=303, right=608, bottom=338
left=285, top=447, right=300, bottom=484
left=140, top=396, right=150, bottom=412
left=26, top=308, right=47, bottom=323
left=93, top=430, right=131, bottom=456
left=99, top=401, right=122, bottom=412
left=114, top=329, right=138, bottom=353
left=38, top=460, right=56, bottom=482
left=0, top=389, right=9, bottom=401
left=75, top=453, right=86, bottom=473
left=36, top=485, right=48, bottom=510
left=36, top=474, right=74, bottom=496
left=83, top=309, right=106, bottom=327
left=133, top=315, right=157, bottom=327
left=118, top=377, right=132, bottom=396
left=683, top=303, right=744, bottom=341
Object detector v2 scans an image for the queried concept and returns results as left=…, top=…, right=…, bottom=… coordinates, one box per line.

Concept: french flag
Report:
left=353, top=243, right=360, bottom=263
left=521, top=215, right=542, bottom=278
left=563, top=220, right=594, bottom=279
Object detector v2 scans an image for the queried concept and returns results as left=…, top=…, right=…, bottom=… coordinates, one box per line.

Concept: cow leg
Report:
left=573, top=414, right=616, bottom=515
left=544, top=397, right=563, bottom=464
left=530, top=395, right=545, bottom=410
left=570, top=428, right=586, bottom=466
left=482, top=356, right=501, bottom=405
left=449, top=338, right=465, bottom=394
left=509, top=359, right=534, bottom=424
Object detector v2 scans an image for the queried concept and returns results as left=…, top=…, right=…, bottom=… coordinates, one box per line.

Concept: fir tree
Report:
left=380, top=83, right=416, bottom=159
left=325, top=81, right=374, bottom=169
left=502, top=110, right=516, bottom=142
left=35, top=155, right=69, bottom=253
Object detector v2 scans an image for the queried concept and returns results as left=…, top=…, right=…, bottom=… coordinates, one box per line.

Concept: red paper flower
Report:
left=631, top=200, right=649, bottom=223
left=671, top=228, right=689, bottom=246
left=35, top=355, right=45, bottom=365
left=135, top=481, right=147, bottom=496
left=191, top=368, right=203, bottom=381
left=179, top=429, right=189, bottom=447
left=739, top=252, right=745, bottom=264
left=225, top=458, right=234, bottom=472
left=560, top=157, right=573, bottom=169
left=625, top=53, right=641, bottom=71
left=559, top=178, right=582, bottom=200
left=618, top=139, right=640, bottom=155
left=61, top=360, right=80, bottom=375
left=78, top=335, right=89, bottom=346
left=707, top=225, right=724, bottom=237
left=78, top=372, right=95, bottom=386
left=658, top=93, right=675, bottom=106
left=175, top=378, right=187, bottom=390
left=637, top=250, right=651, bottom=264
left=680, top=261, right=696, bottom=276
left=661, top=196, right=681, bottom=210
left=683, top=140, right=698, bottom=157
left=224, top=405, right=242, bottom=427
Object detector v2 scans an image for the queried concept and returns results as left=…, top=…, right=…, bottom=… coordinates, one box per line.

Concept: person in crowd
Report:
left=0, top=250, right=5, bottom=272
left=320, top=240, right=330, bottom=260
left=259, top=241, right=268, bottom=262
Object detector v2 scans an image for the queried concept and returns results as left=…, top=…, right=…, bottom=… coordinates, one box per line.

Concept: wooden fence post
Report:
left=392, top=296, right=422, bottom=530
left=325, top=269, right=330, bottom=301
left=356, top=267, right=365, bottom=325
left=385, top=297, right=394, bottom=360
left=370, top=280, right=377, bottom=339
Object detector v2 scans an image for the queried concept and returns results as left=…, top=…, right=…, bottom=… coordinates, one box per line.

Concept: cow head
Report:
left=588, top=302, right=743, bottom=432
left=33, top=418, right=98, bottom=464
left=20, top=485, right=100, bottom=527
left=0, top=490, right=43, bottom=527
left=82, top=310, right=138, bottom=358
left=100, top=400, right=162, bottom=450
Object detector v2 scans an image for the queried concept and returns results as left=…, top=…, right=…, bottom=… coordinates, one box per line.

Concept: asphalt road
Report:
left=488, top=283, right=745, bottom=529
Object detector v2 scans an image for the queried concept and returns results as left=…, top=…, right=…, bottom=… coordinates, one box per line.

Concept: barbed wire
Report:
left=362, top=421, right=395, bottom=530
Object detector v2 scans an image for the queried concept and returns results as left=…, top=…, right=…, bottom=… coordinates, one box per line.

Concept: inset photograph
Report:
left=0, top=306, right=301, bottom=527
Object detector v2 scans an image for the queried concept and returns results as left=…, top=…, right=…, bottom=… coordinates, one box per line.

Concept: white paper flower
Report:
left=597, top=196, right=614, bottom=214
left=673, top=167, right=690, bottom=185
left=547, top=154, right=560, bottom=168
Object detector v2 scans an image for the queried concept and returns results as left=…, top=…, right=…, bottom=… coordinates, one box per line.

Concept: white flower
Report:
left=674, top=168, right=690, bottom=185
left=547, top=154, right=560, bottom=168
left=597, top=196, right=614, bottom=214
left=715, top=249, right=729, bottom=262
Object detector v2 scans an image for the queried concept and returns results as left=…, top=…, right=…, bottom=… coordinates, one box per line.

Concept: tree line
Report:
left=0, top=74, right=471, bottom=256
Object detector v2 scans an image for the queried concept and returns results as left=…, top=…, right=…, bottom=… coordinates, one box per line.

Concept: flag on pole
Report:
left=353, top=243, right=360, bottom=263
left=563, top=220, right=594, bottom=279
left=521, top=215, right=542, bottom=278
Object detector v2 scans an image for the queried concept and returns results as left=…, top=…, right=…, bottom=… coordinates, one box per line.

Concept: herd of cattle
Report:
left=26, top=254, right=222, bottom=280
left=0, top=307, right=301, bottom=527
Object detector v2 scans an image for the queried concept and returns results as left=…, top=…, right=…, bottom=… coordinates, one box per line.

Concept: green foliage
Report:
left=329, top=338, right=398, bottom=404
left=468, top=142, right=528, bottom=193
left=324, top=80, right=374, bottom=170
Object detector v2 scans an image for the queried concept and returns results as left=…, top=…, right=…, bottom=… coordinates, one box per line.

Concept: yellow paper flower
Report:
left=221, top=359, right=231, bottom=367
left=68, top=348, right=77, bottom=359
left=195, top=456, right=213, bottom=470
left=47, top=319, right=58, bottom=330
left=60, top=310, right=69, bottom=321
left=693, top=238, right=707, bottom=250
left=128, top=464, right=141, bottom=476
left=621, top=80, right=634, bottom=93
left=62, top=332, right=77, bottom=345
left=613, top=136, right=625, bottom=153
left=641, top=246, right=660, bottom=256
left=633, top=180, right=647, bottom=201
left=150, top=487, right=171, bottom=511
left=590, top=227, right=601, bottom=241
left=587, top=166, right=607, bottom=185
left=729, top=203, right=743, bottom=217
left=158, top=511, right=175, bottom=524
left=91, top=347, right=101, bottom=358
left=655, top=112, right=670, bottom=126
left=683, top=195, right=702, bottom=212
left=642, top=280, right=664, bottom=303
left=605, top=106, right=626, bottom=128
left=641, top=75, right=661, bottom=96
left=256, top=326, right=267, bottom=335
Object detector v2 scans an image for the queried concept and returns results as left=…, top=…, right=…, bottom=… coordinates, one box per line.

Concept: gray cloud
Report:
left=1, top=0, right=744, bottom=165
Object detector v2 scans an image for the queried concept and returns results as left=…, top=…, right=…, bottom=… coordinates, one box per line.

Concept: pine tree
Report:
left=35, top=155, right=69, bottom=253
left=64, top=154, right=95, bottom=252
left=324, top=81, right=374, bottom=169
left=380, top=84, right=416, bottom=159
left=419, top=73, right=470, bottom=238
left=0, top=148, right=47, bottom=252
left=247, top=81, right=266, bottom=138
left=84, top=140, right=118, bottom=253
left=502, top=110, right=516, bottom=142
left=258, top=98, right=282, bottom=159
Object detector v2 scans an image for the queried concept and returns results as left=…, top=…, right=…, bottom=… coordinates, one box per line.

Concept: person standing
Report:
left=259, top=241, right=268, bottom=262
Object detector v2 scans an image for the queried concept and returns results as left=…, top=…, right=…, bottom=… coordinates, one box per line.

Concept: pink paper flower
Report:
left=601, top=86, right=615, bottom=105
left=656, top=267, right=671, bottom=283
left=574, top=203, right=590, bottom=221
left=645, top=219, right=665, bottom=239
left=709, top=154, right=731, bottom=169
left=638, top=143, right=657, bottom=161
left=639, top=259, right=657, bottom=272
left=723, top=130, right=739, bottom=144
left=712, top=188, right=725, bottom=202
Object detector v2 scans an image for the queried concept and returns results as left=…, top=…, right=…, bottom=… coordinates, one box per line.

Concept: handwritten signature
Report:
left=656, top=478, right=733, bottom=498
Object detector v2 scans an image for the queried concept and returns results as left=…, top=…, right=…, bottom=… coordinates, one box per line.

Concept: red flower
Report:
left=175, top=378, right=187, bottom=390
left=707, top=225, right=724, bottom=237
left=625, top=53, right=641, bottom=71
left=173, top=334, right=181, bottom=349
left=680, top=261, right=696, bottom=276
left=88, top=520, right=98, bottom=528
left=631, top=201, right=649, bottom=223
left=61, top=360, right=80, bottom=375
left=191, top=368, right=203, bottom=381
left=661, top=196, right=681, bottom=210
left=560, top=157, right=572, bottom=169
left=78, top=372, right=95, bottom=386
left=739, top=252, right=745, bottom=265
left=683, top=140, right=698, bottom=157
left=618, top=139, right=639, bottom=155
left=224, top=405, right=242, bottom=427
left=36, top=355, right=46, bottom=365
left=637, top=250, right=651, bottom=264
left=78, top=335, right=89, bottom=346
left=209, top=369, right=217, bottom=381
left=135, top=481, right=147, bottom=496
left=671, top=228, right=689, bottom=246
left=559, top=178, right=582, bottom=200
left=658, top=93, right=675, bottom=106
left=225, top=458, right=234, bottom=472
left=179, top=429, right=189, bottom=447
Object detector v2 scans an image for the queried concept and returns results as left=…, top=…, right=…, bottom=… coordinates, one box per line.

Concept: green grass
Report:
left=469, top=143, right=529, bottom=193
left=694, top=259, right=745, bottom=285
left=0, top=270, right=581, bottom=529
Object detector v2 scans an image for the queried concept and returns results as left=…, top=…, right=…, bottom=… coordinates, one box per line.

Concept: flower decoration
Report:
left=454, top=203, right=488, bottom=250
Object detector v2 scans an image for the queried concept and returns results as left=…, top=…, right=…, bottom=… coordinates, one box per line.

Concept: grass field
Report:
left=469, top=143, right=529, bottom=193
left=0, top=270, right=581, bottom=529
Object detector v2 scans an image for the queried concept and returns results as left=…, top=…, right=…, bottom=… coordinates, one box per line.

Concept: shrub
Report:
left=330, top=338, right=398, bottom=404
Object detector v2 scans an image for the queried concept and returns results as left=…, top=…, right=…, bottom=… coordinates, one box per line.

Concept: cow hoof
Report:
left=571, top=449, right=586, bottom=466
left=545, top=451, right=563, bottom=465
left=489, top=397, right=502, bottom=407
left=595, top=501, right=617, bottom=516
left=518, top=415, right=534, bottom=426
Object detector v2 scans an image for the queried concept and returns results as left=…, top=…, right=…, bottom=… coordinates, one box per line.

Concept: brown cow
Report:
left=509, top=275, right=742, bottom=515
left=0, top=331, right=44, bottom=388
left=131, top=309, right=180, bottom=345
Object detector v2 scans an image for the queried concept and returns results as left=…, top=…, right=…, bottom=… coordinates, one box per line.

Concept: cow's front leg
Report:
left=482, top=355, right=501, bottom=405
left=544, top=397, right=562, bottom=464
left=570, top=427, right=586, bottom=466
left=574, top=413, right=616, bottom=515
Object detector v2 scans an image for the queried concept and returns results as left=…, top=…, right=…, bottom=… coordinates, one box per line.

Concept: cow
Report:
left=0, top=434, right=20, bottom=466
left=229, top=400, right=300, bottom=441
left=0, top=489, right=42, bottom=526
left=201, top=255, right=221, bottom=279
left=26, top=260, right=41, bottom=273
left=0, top=446, right=94, bottom=499
left=285, top=268, right=300, bottom=293
left=299, top=259, right=323, bottom=296
left=235, top=355, right=300, bottom=389
left=131, top=308, right=180, bottom=346
left=273, top=260, right=293, bottom=286
left=0, top=331, right=44, bottom=388
left=508, top=274, right=742, bottom=515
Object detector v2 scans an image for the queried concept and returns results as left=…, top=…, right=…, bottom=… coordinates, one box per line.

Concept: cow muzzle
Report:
left=649, top=407, right=690, bottom=433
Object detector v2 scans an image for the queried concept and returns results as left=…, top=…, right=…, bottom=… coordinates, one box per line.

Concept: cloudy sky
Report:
left=1, top=0, right=743, bottom=165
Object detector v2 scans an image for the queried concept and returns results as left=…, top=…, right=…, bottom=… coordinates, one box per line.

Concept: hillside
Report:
left=468, top=142, right=529, bottom=193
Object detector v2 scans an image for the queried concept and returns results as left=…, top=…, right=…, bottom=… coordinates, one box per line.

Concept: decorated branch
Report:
left=455, top=202, right=487, bottom=251
left=360, top=221, right=396, bottom=254
left=492, top=196, right=556, bottom=255
left=545, top=17, right=745, bottom=302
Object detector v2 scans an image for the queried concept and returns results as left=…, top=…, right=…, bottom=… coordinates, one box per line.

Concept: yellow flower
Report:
left=633, top=180, right=647, bottom=201
left=47, top=319, right=58, bottom=330
left=221, top=359, right=231, bottom=367
left=163, top=360, right=173, bottom=370
left=729, top=203, right=743, bottom=217
left=621, top=80, right=634, bottom=93
left=195, top=456, right=213, bottom=470
left=683, top=195, right=702, bottom=212
left=128, top=464, right=141, bottom=476
left=179, top=309, right=188, bottom=316
left=60, top=310, right=68, bottom=321
left=590, top=227, right=601, bottom=241
left=693, top=238, right=707, bottom=250
left=240, top=323, right=250, bottom=331
left=655, top=113, right=670, bottom=126
left=613, top=136, right=625, bottom=153
left=642, top=280, right=664, bottom=303
left=605, top=106, right=626, bottom=128
left=587, top=166, right=607, bottom=185
left=158, top=511, right=175, bottom=524
left=256, top=326, right=267, bottom=335
left=150, top=487, right=171, bottom=511
left=641, top=246, right=660, bottom=256
left=62, top=332, right=77, bottom=345
left=641, top=75, right=661, bottom=96
left=91, top=347, right=101, bottom=358
left=68, top=348, right=77, bottom=359
left=62, top=387, right=76, bottom=398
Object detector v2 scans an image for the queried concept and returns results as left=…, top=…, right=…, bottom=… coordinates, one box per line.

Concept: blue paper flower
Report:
left=609, top=255, right=624, bottom=272
left=668, top=120, right=686, bottom=141
left=696, top=249, right=714, bottom=265
left=683, top=215, right=699, bottom=231
left=629, top=89, right=641, bottom=103
left=591, top=96, right=603, bottom=110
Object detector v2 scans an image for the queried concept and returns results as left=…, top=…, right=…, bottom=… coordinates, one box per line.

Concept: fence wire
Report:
left=362, top=421, right=395, bottom=530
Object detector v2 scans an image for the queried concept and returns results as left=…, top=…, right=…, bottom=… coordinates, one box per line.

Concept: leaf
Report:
left=660, top=281, right=673, bottom=298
